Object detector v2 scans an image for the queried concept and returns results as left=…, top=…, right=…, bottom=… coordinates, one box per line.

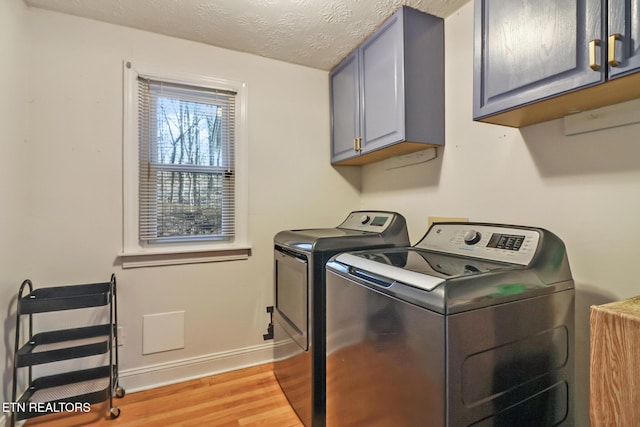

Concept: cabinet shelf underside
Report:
left=477, top=72, right=640, bottom=128
left=332, top=141, right=438, bottom=166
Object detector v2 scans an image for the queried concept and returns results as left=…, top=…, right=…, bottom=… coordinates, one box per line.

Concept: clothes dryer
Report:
left=274, top=211, right=410, bottom=426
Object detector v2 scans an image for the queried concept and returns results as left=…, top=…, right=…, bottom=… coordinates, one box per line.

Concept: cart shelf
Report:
left=14, top=366, right=114, bottom=421
left=16, top=324, right=112, bottom=367
left=18, top=281, right=112, bottom=314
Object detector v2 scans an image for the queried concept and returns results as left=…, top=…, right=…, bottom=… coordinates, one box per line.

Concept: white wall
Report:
left=361, top=3, right=640, bottom=425
left=0, top=0, right=29, bottom=409
left=16, top=6, right=360, bottom=393
left=10, top=1, right=639, bottom=424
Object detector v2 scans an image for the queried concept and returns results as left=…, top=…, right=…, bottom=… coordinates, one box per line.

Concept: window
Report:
left=122, top=61, right=249, bottom=265
left=138, top=78, right=235, bottom=241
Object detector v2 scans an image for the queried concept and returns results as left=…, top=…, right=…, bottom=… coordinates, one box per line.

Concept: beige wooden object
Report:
left=590, top=296, right=640, bottom=426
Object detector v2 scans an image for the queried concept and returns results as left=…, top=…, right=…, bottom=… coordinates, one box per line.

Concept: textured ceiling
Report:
left=23, top=0, right=469, bottom=70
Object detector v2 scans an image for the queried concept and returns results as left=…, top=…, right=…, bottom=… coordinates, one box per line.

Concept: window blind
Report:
left=137, top=77, right=236, bottom=241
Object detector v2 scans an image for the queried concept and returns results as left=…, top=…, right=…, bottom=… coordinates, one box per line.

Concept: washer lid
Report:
left=334, top=248, right=515, bottom=291
left=285, top=228, right=363, bottom=239
left=274, top=211, right=410, bottom=253
left=275, top=228, right=380, bottom=252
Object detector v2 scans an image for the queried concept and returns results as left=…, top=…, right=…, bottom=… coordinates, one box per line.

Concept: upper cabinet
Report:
left=474, top=0, right=640, bottom=128
left=609, top=0, right=640, bottom=78
left=330, top=7, right=444, bottom=166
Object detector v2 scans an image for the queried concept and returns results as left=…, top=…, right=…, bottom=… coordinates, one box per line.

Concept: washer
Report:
left=325, top=222, right=575, bottom=427
left=274, top=211, right=410, bottom=427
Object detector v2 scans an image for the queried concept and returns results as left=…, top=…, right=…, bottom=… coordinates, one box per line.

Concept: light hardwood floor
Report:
left=24, top=364, right=303, bottom=427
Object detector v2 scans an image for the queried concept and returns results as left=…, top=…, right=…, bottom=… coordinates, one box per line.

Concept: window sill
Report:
left=118, top=245, right=251, bottom=269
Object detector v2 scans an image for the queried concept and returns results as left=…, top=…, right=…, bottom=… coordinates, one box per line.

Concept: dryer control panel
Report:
left=339, top=211, right=396, bottom=232
left=417, top=223, right=541, bottom=265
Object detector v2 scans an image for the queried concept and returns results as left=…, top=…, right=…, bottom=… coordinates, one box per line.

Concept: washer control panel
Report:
left=417, top=223, right=541, bottom=265
left=339, top=211, right=396, bottom=232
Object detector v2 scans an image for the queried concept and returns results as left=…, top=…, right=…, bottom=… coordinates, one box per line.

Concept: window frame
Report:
left=122, top=61, right=249, bottom=266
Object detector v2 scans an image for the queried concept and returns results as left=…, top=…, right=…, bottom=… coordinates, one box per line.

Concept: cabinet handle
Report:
left=589, top=39, right=601, bottom=71
left=608, top=33, right=622, bottom=67
left=353, top=137, right=362, bottom=152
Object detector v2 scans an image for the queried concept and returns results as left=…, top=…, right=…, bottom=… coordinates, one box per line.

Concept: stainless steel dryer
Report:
left=325, top=222, right=575, bottom=427
left=274, top=211, right=409, bottom=427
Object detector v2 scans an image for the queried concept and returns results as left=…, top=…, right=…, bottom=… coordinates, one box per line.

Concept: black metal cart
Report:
left=10, top=274, right=125, bottom=425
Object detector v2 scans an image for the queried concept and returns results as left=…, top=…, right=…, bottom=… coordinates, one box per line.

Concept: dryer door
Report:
left=274, top=248, right=308, bottom=350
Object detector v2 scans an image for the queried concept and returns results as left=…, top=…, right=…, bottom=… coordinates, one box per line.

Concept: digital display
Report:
left=487, top=233, right=525, bottom=251
left=370, top=216, right=388, bottom=227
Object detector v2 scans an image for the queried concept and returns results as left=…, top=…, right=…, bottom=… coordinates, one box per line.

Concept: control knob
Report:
left=359, top=215, right=371, bottom=225
left=463, top=230, right=482, bottom=245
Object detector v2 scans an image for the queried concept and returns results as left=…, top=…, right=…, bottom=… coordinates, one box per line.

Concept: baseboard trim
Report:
left=119, top=342, right=274, bottom=393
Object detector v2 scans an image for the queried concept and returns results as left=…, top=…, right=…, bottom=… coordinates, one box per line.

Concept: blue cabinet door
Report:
left=360, top=11, right=406, bottom=153
left=609, top=0, right=640, bottom=78
left=330, top=52, right=360, bottom=164
left=474, top=0, right=605, bottom=120
left=330, top=6, right=443, bottom=164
